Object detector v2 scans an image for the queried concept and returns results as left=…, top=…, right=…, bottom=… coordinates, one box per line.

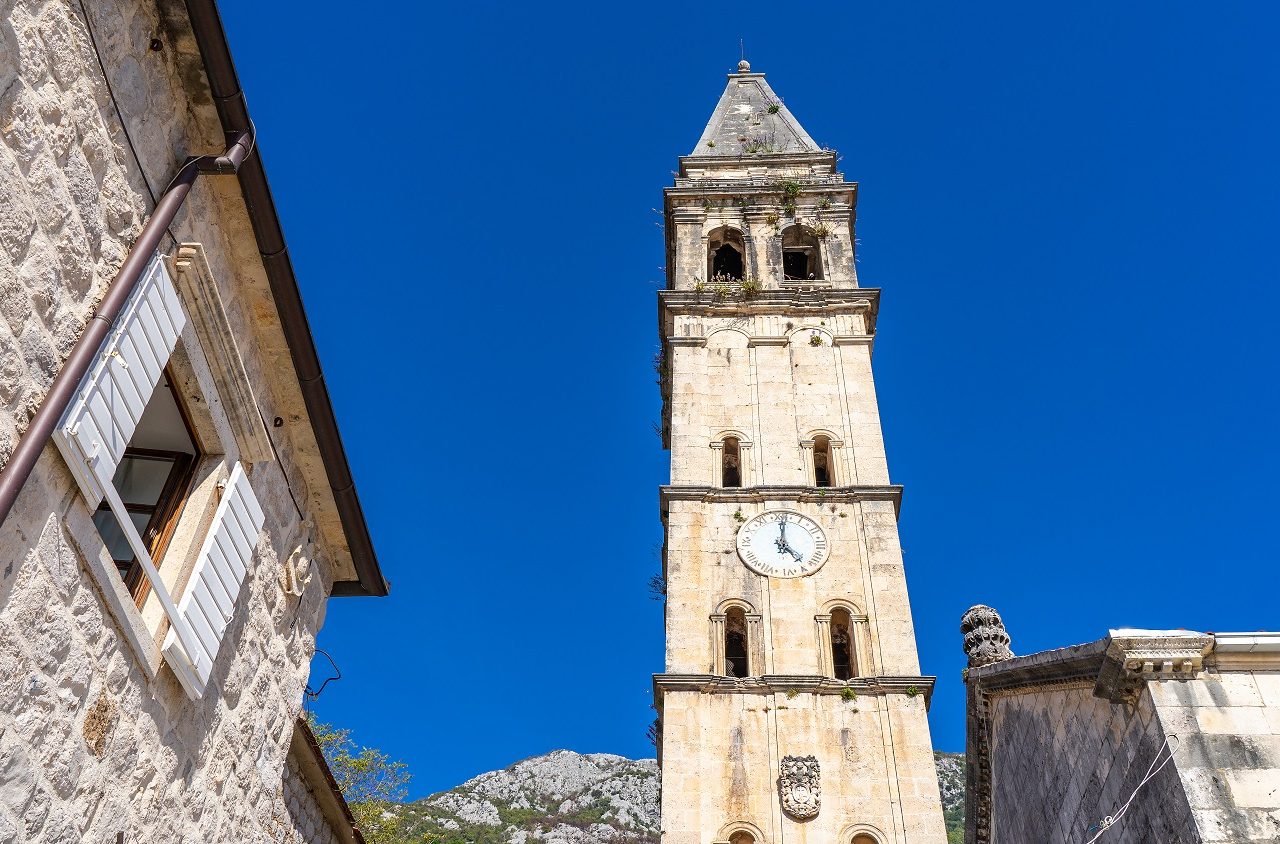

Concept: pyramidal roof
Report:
left=692, top=61, right=821, bottom=157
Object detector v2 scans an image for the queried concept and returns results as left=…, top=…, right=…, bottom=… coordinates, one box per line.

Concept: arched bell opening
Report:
left=708, top=226, right=746, bottom=282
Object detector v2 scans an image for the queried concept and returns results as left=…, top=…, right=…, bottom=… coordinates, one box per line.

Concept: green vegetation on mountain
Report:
left=344, top=748, right=966, bottom=844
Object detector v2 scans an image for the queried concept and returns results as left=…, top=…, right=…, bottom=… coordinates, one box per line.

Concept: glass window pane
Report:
left=112, top=456, right=175, bottom=506
left=92, top=510, right=153, bottom=565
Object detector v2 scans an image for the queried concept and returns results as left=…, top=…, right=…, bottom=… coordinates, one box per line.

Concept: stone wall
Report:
left=663, top=497, right=920, bottom=679
left=1151, top=669, right=1280, bottom=841
left=660, top=688, right=946, bottom=844
left=281, top=752, right=343, bottom=844
left=666, top=309, right=885, bottom=489
left=0, top=1, right=350, bottom=840
left=985, top=683, right=1197, bottom=843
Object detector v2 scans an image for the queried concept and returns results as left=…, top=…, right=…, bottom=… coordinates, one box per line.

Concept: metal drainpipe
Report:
left=0, top=132, right=252, bottom=529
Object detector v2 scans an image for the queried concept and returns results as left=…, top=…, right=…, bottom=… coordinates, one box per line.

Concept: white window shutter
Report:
left=53, top=253, right=187, bottom=508
left=162, top=461, right=265, bottom=699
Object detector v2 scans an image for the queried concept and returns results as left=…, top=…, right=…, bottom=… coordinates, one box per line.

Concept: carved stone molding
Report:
left=1094, top=633, right=1213, bottom=703
left=961, top=604, right=1014, bottom=668
left=960, top=603, right=1013, bottom=844
left=659, top=287, right=879, bottom=332
left=652, top=673, right=936, bottom=705
left=659, top=485, right=903, bottom=516
left=169, top=244, right=272, bottom=464
left=779, top=755, right=821, bottom=820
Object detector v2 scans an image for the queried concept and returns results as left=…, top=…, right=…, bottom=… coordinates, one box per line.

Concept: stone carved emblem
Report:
left=779, top=755, right=821, bottom=820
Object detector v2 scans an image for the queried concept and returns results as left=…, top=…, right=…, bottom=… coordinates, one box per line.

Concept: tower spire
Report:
left=691, top=67, right=819, bottom=156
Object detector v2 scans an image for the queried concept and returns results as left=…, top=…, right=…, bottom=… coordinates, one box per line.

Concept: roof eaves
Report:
left=184, top=0, right=386, bottom=597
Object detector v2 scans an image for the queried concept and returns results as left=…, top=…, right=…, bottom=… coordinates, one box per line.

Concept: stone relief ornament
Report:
left=960, top=604, right=1014, bottom=668
left=281, top=544, right=312, bottom=597
left=779, top=755, right=821, bottom=820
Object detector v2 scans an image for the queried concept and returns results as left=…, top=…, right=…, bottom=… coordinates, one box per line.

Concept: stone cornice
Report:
left=671, top=153, right=845, bottom=179
left=1095, top=633, right=1213, bottom=703
left=1211, top=632, right=1280, bottom=670
left=659, top=288, right=879, bottom=327
left=964, top=640, right=1108, bottom=692
left=653, top=673, right=936, bottom=708
left=661, top=485, right=903, bottom=517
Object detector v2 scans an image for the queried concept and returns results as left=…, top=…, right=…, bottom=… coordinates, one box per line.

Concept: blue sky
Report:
left=220, top=2, right=1280, bottom=797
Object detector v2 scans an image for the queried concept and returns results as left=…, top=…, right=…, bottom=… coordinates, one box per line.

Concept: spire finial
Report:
left=961, top=604, right=1015, bottom=668
left=738, top=39, right=750, bottom=73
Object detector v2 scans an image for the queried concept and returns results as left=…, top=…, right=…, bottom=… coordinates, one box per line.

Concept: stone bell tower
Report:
left=653, top=61, right=948, bottom=844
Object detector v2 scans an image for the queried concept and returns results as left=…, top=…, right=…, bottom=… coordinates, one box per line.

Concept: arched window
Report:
left=813, top=435, right=834, bottom=487
left=840, top=825, right=886, bottom=844
left=708, top=227, right=746, bottom=282
left=717, top=822, right=767, bottom=844
left=831, top=608, right=856, bottom=681
left=782, top=225, right=823, bottom=281
left=725, top=606, right=749, bottom=678
left=722, top=437, right=742, bottom=488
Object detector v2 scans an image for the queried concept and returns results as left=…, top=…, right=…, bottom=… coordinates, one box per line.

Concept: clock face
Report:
left=736, top=510, right=829, bottom=578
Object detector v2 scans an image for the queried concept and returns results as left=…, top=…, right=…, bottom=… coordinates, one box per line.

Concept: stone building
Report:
left=652, top=62, right=948, bottom=844
left=961, top=606, right=1280, bottom=843
left=0, top=0, right=385, bottom=840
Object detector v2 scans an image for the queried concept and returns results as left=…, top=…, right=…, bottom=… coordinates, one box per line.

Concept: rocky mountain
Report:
left=934, top=751, right=966, bottom=842
left=387, top=751, right=660, bottom=843
left=384, top=750, right=964, bottom=844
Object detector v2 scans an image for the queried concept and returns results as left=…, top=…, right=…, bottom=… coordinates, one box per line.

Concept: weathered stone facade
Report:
left=0, top=1, right=380, bottom=840
left=283, top=752, right=344, bottom=844
left=964, top=620, right=1280, bottom=843
left=655, top=64, right=947, bottom=844
left=282, top=717, right=363, bottom=844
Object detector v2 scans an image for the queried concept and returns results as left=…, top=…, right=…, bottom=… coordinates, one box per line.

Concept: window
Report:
left=831, top=608, right=856, bottom=681
left=722, top=437, right=742, bottom=487
left=725, top=606, right=749, bottom=678
left=713, top=600, right=760, bottom=678
left=813, top=435, right=833, bottom=487
left=53, top=251, right=267, bottom=700
left=718, top=823, right=766, bottom=844
left=851, top=835, right=879, bottom=844
left=707, top=226, right=746, bottom=282
left=782, top=225, right=823, bottom=280
left=91, top=371, right=200, bottom=603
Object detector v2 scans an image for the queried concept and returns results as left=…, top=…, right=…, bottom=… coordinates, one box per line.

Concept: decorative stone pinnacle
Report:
left=738, top=59, right=751, bottom=73
left=961, top=604, right=1014, bottom=668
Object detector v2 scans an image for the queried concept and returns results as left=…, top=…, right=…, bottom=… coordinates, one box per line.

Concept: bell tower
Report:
left=653, top=62, right=948, bottom=844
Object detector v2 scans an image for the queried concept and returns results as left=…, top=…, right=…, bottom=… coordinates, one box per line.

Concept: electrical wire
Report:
left=1084, top=734, right=1180, bottom=843
left=305, top=649, right=341, bottom=700
left=256, top=406, right=306, bottom=523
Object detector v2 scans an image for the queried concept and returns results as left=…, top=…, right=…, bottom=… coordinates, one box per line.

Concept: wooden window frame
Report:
left=95, top=370, right=203, bottom=607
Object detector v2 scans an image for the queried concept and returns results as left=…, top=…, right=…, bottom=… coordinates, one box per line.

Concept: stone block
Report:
left=1223, top=769, right=1280, bottom=809
left=1196, top=706, right=1273, bottom=736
